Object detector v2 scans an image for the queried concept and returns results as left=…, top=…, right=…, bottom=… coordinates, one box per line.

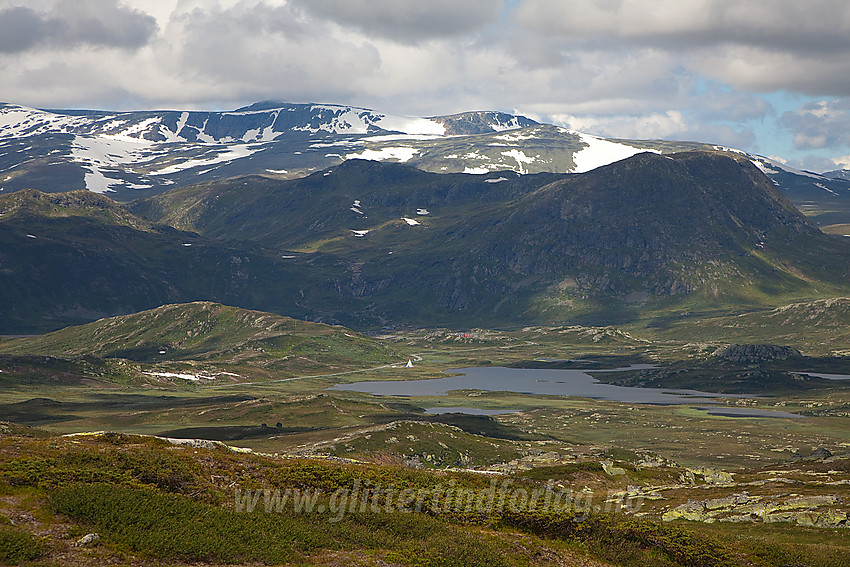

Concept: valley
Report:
left=2, top=103, right=850, bottom=566
left=2, top=309, right=850, bottom=566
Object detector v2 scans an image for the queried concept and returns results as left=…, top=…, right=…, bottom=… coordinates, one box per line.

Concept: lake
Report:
left=693, top=406, right=804, bottom=419
left=423, top=407, right=521, bottom=415
left=329, top=365, right=740, bottom=405
left=794, top=372, right=850, bottom=380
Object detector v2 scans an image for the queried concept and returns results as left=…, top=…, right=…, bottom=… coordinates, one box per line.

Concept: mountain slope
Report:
left=130, top=151, right=850, bottom=325
left=356, top=152, right=849, bottom=322
left=0, top=101, right=520, bottom=200
left=126, top=159, right=563, bottom=249
left=2, top=151, right=848, bottom=334
left=0, top=301, right=401, bottom=367
left=0, top=189, right=362, bottom=333
left=661, top=297, right=850, bottom=354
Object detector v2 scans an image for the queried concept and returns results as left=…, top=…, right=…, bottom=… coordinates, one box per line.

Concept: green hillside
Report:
left=6, top=151, right=850, bottom=333
left=0, top=189, right=356, bottom=333
left=0, top=301, right=402, bottom=365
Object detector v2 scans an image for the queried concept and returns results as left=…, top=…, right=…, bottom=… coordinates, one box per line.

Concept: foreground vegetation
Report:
left=1, top=429, right=848, bottom=567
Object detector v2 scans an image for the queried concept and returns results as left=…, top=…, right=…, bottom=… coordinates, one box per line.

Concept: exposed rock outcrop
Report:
left=712, top=344, right=802, bottom=364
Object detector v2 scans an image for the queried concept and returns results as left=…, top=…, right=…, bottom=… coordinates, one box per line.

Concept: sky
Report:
left=1, top=0, right=849, bottom=172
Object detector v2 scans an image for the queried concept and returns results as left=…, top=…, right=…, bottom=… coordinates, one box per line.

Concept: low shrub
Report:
left=0, top=527, right=46, bottom=564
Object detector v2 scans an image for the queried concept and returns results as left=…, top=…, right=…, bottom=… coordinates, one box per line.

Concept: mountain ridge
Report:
left=0, top=301, right=402, bottom=370
left=127, top=151, right=850, bottom=327
left=2, top=100, right=849, bottom=217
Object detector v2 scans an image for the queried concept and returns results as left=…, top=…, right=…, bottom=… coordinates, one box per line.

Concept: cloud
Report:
left=780, top=99, right=850, bottom=150
left=514, top=0, right=850, bottom=54
left=0, top=0, right=847, bottom=170
left=831, top=155, right=850, bottom=170
left=0, top=0, right=157, bottom=53
left=794, top=154, right=845, bottom=173
left=514, top=0, right=850, bottom=97
left=159, top=2, right=384, bottom=105
left=543, top=109, right=756, bottom=150
left=0, top=7, right=49, bottom=53
left=288, top=0, right=502, bottom=43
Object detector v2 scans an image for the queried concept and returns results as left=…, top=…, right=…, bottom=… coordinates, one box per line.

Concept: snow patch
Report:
left=463, top=167, right=490, bottom=174
left=401, top=217, right=421, bottom=226
left=149, top=143, right=265, bottom=176
left=376, top=115, right=446, bottom=136
left=501, top=149, right=536, bottom=174
left=571, top=133, right=658, bottom=173
left=345, top=147, right=419, bottom=162
left=485, top=177, right=508, bottom=183
left=750, top=155, right=827, bottom=180
left=489, top=116, right=530, bottom=132
left=351, top=229, right=370, bottom=237
left=416, top=208, right=430, bottom=215
left=143, top=371, right=215, bottom=382
left=493, top=131, right=538, bottom=142
left=365, top=133, right=441, bottom=142
left=70, top=134, right=157, bottom=193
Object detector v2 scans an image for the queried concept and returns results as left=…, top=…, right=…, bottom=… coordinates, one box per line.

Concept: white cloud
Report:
left=832, top=155, right=850, bottom=169
left=0, top=0, right=848, bottom=169
left=514, top=0, right=850, bottom=97
left=780, top=99, right=850, bottom=150
left=548, top=111, right=688, bottom=140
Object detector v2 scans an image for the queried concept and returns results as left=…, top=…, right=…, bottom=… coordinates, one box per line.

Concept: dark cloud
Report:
left=0, top=7, right=51, bottom=53
left=0, top=0, right=157, bottom=53
left=166, top=2, right=381, bottom=105
left=780, top=99, right=850, bottom=150
left=513, top=0, right=850, bottom=97
left=288, top=0, right=502, bottom=43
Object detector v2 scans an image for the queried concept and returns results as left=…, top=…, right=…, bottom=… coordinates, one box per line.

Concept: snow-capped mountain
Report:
left=0, top=101, right=457, bottom=198
left=824, top=169, right=850, bottom=182
left=1, top=100, right=849, bottom=207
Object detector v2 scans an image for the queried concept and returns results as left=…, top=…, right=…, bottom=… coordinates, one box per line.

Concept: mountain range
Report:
left=2, top=101, right=850, bottom=225
left=3, top=148, right=849, bottom=333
